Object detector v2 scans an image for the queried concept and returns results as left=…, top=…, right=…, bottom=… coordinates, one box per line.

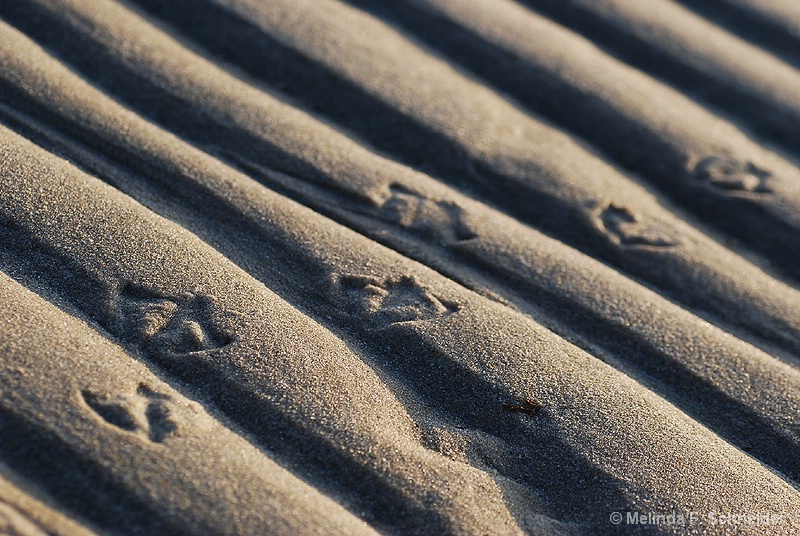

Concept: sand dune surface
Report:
left=0, top=0, right=799, bottom=534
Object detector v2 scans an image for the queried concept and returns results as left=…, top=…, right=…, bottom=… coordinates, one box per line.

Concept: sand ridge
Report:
left=0, top=0, right=799, bottom=534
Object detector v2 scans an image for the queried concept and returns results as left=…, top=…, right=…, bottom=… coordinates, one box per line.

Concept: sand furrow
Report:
left=2, top=65, right=800, bottom=532
left=228, top=156, right=800, bottom=485
left=0, top=16, right=799, bottom=490
left=344, top=0, right=800, bottom=286
left=8, top=59, right=800, bottom=496
left=0, top=127, right=544, bottom=535
left=0, top=0, right=799, bottom=533
left=4, top=38, right=793, bottom=530
left=675, top=0, right=800, bottom=67
left=520, top=0, right=800, bottom=157
left=5, top=0, right=800, bottom=366
left=0, top=273, right=379, bottom=536
left=0, top=468, right=97, bottom=536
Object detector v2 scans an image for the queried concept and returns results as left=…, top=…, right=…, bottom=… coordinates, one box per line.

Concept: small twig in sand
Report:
left=502, top=399, right=542, bottom=416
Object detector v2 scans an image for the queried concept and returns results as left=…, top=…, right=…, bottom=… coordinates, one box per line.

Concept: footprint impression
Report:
left=81, top=384, right=177, bottom=443
left=692, top=155, right=771, bottom=194
left=110, top=284, right=232, bottom=359
left=333, top=274, right=459, bottom=328
left=598, top=204, right=679, bottom=248
left=364, top=184, right=477, bottom=246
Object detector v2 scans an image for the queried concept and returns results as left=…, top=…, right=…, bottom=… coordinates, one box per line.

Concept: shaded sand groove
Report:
left=675, top=0, right=800, bottom=68
left=343, top=0, right=800, bottom=285
left=520, top=0, right=800, bottom=157
left=2, top=123, right=799, bottom=533
left=0, top=467, right=97, bottom=536
left=5, top=0, right=800, bottom=364
left=3, top=31, right=800, bottom=488
left=102, top=0, right=800, bottom=356
left=0, top=272, right=377, bottom=536
left=0, top=0, right=799, bottom=534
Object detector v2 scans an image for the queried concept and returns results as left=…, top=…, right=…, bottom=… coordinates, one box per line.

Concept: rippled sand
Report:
left=1, top=1, right=799, bottom=534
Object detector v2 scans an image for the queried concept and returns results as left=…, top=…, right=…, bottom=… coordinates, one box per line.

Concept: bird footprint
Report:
left=692, top=155, right=771, bottom=193
left=364, top=184, right=477, bottom=245
left=81, top=384, right=177, bottom=443
left=110, top=284, right=232, bottom=359
left=333, top=274, right=459, bottom=327
left=599, top=204, right=679, bottom=248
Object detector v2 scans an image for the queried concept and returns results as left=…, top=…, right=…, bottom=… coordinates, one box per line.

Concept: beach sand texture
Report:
left=0, top=0, right=799, bottom=534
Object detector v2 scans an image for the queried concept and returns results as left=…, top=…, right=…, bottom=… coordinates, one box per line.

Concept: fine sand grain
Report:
left=0, top=0, right=799, bottom=534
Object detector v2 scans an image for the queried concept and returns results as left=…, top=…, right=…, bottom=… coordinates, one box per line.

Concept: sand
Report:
left=0, top=0, right=798, bottom=534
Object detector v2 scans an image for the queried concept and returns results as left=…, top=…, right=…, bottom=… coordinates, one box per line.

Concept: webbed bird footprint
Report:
left=333, top=274, right=459, bottom=327
left=81, top=384, right=177, bottom=443
left=369, top=184, right=477, bottom=245
left=599, top=204, right=679, bottom=248
left=692, top=155, right=771, bottom=193
left=110, top=284, right=232, bottom=358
